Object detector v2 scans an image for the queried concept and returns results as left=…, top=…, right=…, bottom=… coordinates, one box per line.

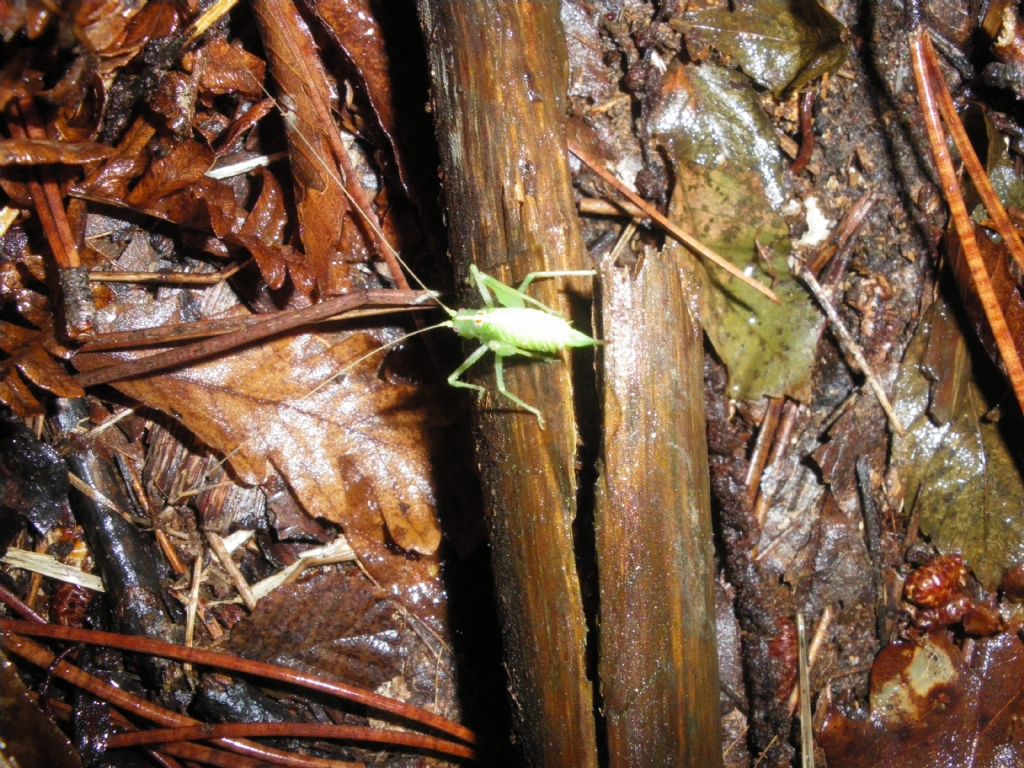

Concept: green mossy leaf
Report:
left=891, top=299, right=1024, bottom=590
left=653, top=62, right=823, bottom=400
left=674, top=0, right=848, bottom=95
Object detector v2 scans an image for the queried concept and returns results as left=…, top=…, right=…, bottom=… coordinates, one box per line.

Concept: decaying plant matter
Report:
left=2, top=1, right=1024, bottom=767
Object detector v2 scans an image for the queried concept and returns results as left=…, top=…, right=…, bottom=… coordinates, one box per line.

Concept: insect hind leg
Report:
left=516, top=270, right=597, bottom=296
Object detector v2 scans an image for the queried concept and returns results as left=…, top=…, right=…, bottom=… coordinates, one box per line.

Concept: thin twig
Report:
left=568, top=139, right=780, bottom=303
left=856, top=457, right=888, bottom=643
left=205, top=531, right=257, bottom=611
left=791, top=259, right=905, bottom=435
left=106, top=723, right=476, bottom=760
left=1, top=632, right=367, bottom=768
left=0, top=619, right=478, bottom=746
left=787, top=605, right=833, bottom=715
left=920, top=33, right=1024, bottom=276
left=88, top=261, right=247, bottom=285
left=796, top=613, right=814, bottom=768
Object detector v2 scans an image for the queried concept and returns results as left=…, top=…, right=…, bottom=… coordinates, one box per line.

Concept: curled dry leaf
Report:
left=193, top=38, right=267, bottom=99
left=77, top=324, right=442, bottom=558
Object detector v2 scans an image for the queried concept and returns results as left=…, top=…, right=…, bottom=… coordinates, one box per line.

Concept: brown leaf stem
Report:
left=73, top=289, right=433, bottom=386
left=0, top=619, right=478, bottom=746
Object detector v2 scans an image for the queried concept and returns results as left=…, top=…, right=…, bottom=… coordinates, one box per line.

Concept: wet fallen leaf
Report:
left=950, top=108, right=1024, bottom=384
left=675, top=0, right=848, bottom=95
left=229, top=568, right=408, bottom=690
left=76, top=321, right=443, bottom=559
left=0, top=321, right=83, bottom=416
left=652, top=61, right=823, bottom=401
left=0, top=414, right=70, bottom=537
left=77, top=133, right=306, bottom=291
left=891, top=298, right=1024, bottom=590
left=193, top=38, right=267, bottom=99
left=0, top=139, right=113, bottom=165
left=819, top=632, right=1024, bottom=767
left=0, top=651, right=83, bottom=768
left=254, top=0, right=363, bottom=295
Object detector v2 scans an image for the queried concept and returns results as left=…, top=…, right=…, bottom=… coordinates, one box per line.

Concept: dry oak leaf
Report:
left=93, top=325, right=441, bottom=555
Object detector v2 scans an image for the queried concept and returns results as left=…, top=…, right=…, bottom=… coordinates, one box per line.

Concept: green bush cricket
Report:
left=314, top=262, right=601, bottom=428
left=270, top=93, right=601, bottom=427
left=435, top=264, right=600, bottom=427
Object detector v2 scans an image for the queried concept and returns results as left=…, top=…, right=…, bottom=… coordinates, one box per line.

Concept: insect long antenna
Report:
left=301, top=319, right=452, bottom=401
left=202, top=315, right=450, bottom=481
left=246, top=70, right=457, bottom=318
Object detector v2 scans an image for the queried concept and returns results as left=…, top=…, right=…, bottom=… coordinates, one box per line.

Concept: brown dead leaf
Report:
left=227, top=566, right=454, bottom=721
left=0, top=321, right=84, bottom=417
left=77, top=324, right=442, bottom=558
left=310, top=0, right=411, bottom=195
left=193, top=38, right=266, bottom=99
left=819, top=632, right=1024, bottom=768
left=77, top=131, right=306, bottom=291
left=0, top=139, right=113, bottom=165
left=228, top=567, right=404, bottom=689
left=949, top=222, right=1024, bottom=384
left=254, top=0, right=360, bottom=295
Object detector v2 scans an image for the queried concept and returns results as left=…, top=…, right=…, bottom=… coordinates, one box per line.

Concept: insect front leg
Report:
left=447, top=344, right=491, bottom=398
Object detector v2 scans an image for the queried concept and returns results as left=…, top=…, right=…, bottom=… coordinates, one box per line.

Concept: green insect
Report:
left=274, top=95, right=599, bottom=425
left=437, top=264, right=600, bottom=427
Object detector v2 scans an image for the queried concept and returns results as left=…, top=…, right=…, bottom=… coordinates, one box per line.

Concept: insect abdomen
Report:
left=452, top=308, right=596, bottom=353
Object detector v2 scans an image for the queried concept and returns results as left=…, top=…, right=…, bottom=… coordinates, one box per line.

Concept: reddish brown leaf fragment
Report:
left=75, top=118, right=156, bottom=201
left=194, top=38, right=266, bottom=98
left=253, top=0, right=355, bottom=295
left=227, top=568, right=402, bottom=690
left=311, top=0, right=412, bottom=195
left=125, top=140, right=215, bottom=208
left=233, top=168, right=298, bottom=291
left=0, top=321, right=84, bottom=416
left=949, top=223, right=1024, bottom=381
left=911, top=29, right=1024, bottom=414
left=0, top=139, right=113, bottom=165
left=820, top=633, right=1024, bottom=768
